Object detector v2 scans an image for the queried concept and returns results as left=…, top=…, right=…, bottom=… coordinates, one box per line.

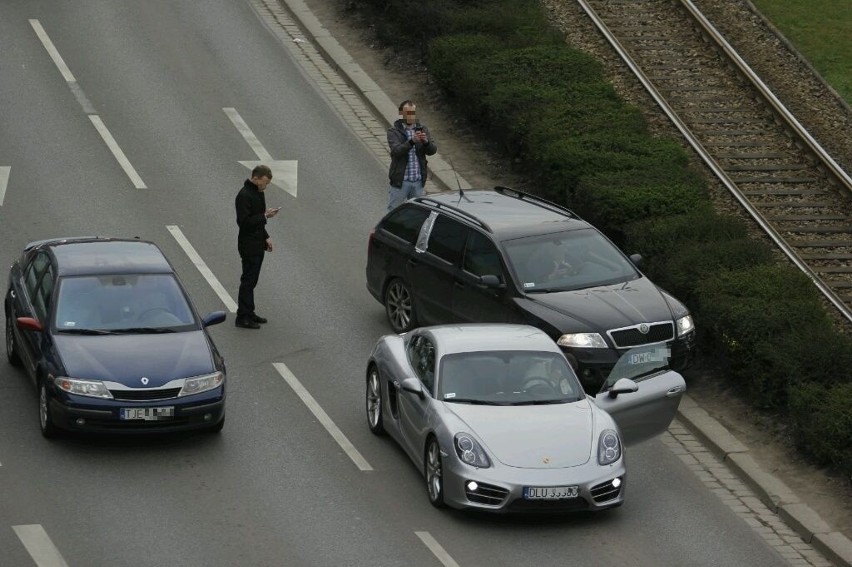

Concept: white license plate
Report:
left=523, top=485, right=579, bottom=500
left=120, top=407, right=175, bottom=421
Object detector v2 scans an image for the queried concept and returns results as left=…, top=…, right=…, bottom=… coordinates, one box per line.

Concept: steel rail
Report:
left=574, top=0, right=852, bottom=324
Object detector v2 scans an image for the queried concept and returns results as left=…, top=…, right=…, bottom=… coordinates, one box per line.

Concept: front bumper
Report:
left=49, top=389, right=225, bottom=434
left=441, top=456, right=627, bottom=514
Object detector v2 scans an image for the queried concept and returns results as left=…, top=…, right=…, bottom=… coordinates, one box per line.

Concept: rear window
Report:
left=380, top=206, right=429, bottom=245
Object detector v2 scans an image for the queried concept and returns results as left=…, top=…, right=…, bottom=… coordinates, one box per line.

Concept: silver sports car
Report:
left=365, top=324, right=685, bottom=513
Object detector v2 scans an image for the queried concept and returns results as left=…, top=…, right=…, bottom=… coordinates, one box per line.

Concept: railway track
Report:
left=576, top=0, right=852, bottom=323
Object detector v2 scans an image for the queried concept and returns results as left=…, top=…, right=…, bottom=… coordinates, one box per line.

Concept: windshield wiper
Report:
left=512, top=399, right=571, bottom=405
left=56, top=328, right=117, bottom=335
left=445, top=398, right=504, bottom=405
left=108, top=327, right=177, bottom=334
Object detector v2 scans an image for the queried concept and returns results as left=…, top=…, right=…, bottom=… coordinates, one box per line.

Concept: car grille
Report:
left=109, top=388, right=182, bottom=401
left=465, top=482, right=509, bottom=506
left=590, top=479, right=622, bottom=503
left=608, top=322, right=674, bottom=348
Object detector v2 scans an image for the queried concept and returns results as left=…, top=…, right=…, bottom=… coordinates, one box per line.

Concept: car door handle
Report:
left=666, top=386, right=684, bottom=398
left=10, top=290, right=15, bottom=299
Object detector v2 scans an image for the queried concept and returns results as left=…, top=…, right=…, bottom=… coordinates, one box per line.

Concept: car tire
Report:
left=39, top=380, right=58, bottom=439
left=366, top=365, right=385, bottom=436
left=5, top=310, right=21, bottom=367
left=425, top=437, right=446, bottom=508
left=384, top=278, right=417, bottom=333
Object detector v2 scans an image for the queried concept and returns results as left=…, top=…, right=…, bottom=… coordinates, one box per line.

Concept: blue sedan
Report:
left=4, top=237, right=227, bottom=437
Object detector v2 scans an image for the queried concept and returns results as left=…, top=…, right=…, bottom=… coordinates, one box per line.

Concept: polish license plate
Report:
left=120, top=407, right=175, bottom=421
left=523, top=485, right=579, bottom=500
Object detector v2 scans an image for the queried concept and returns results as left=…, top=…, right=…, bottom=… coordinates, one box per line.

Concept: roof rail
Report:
left=414, top=197, right=493, bottom=233
left=493, top=186, right=579, bottom=219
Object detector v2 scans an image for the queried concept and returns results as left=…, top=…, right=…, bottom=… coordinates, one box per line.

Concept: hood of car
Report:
left=54, top=331, right=215, bottom=386
left=527, top=277, right=673, bottom=331
left=446, top=401, right=594, bottom=469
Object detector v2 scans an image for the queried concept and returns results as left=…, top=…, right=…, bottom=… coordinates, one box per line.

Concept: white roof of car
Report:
left=423, top=324, right=559, bottom=355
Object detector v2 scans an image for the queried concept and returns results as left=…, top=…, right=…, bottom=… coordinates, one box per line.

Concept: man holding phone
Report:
left=386, top=99, right=437, bottom=211
left=234, top=164, right=279, bottom=329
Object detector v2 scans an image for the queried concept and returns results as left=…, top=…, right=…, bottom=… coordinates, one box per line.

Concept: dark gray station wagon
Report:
left=366, top=187, right=695, bottom=388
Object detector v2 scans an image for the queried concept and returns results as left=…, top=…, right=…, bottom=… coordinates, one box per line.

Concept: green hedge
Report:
left=789, top=381, right=852, bottom=473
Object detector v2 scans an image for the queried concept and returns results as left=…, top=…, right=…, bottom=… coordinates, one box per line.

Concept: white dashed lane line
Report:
left=273, top=362, right=373, bottom=471
left=415, top=531, right=461, bottom=567
left=166, top=225, right=238, bottom=313
left=12, top=524, right=70, bottom=567
left=87, top=115, right=147, bottom=189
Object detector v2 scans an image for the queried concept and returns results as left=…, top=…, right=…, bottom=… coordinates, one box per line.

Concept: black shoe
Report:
left=251, top=314, right=268, bottom=324
left=235, top=317, right=260, bottom=329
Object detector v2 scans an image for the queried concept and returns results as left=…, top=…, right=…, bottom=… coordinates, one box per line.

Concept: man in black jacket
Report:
left=387, top=100, right=437, bottom=211
left=235, top=165, right=279, bottom=329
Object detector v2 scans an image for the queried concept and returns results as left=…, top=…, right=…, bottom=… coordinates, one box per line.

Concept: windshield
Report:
left=438, top=350, right=584, bottom=405
left=503, top=229, right=639, bottom=292
left=54, top=274, right=197, bottom=333
left=601, top=345, right=673, bottom=391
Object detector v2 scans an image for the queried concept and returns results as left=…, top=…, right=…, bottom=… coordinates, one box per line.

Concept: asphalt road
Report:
left=0, top=1, right=794, bottom=565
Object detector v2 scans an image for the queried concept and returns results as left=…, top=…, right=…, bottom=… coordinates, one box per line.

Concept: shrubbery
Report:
left=352, top=0, right=852, bottom=478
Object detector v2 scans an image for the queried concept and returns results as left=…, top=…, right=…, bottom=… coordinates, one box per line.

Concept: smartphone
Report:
left=414, top=126, right=424, bottom=132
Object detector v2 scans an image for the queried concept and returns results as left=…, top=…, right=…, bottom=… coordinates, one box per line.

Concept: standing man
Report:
left=387, top=99, right=437, bottom=211
left=235, top=165, right=279, bottom=329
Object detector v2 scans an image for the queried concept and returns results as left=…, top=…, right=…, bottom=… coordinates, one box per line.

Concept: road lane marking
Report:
left=415, top=531, right=460, bottom=567
left=29, top=19, right=96, bottom=113
left=12, top=525, right=70, bottom=567
left=88, top=116, right=147, bottom=189
left=166, top=225, right=238, bottom=313
left=0, top=166, right=10, bottom=205
left=273, top=362, right=373, bottom=471
left=223, top=107, right=298, bottom=197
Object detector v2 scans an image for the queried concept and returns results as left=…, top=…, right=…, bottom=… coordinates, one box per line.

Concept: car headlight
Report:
left=179, top=371, right=224, bottom=397
left=676, top=315, right=694, bottom=336
left=557, top=333, right=607, bottom=349
left=55, top=377, right=113, bottom=399
left=598, top=429, right=621, bottom=465
left=454, top=434, right=491, bottom=468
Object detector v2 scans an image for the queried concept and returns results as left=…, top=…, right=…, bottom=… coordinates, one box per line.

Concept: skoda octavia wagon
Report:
left=366, top=187, right=695, bottom=388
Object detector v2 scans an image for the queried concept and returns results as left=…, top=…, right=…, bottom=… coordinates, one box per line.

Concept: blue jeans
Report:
left=387, top=179, right=424, bottom=211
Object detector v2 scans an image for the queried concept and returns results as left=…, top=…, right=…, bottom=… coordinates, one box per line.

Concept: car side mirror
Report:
left=400, top=377, right=425, bottom=398
left=607, top=378, right=639, bottom=399
left=202, top=311, right=227, bottom=327
left=479, top=275, right=504, bottom=289
left=16, top=317, right=43, bottom=332
left=629, top=253, right=643, bottom=268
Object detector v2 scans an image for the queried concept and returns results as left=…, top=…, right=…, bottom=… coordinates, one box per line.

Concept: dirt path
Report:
left=295, top=0, right=851, bottom=539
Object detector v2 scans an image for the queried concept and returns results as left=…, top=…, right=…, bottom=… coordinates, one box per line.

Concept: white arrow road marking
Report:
left=166, top=225, right=238, bottom=313
left=223, top=107, right=298, bottom=198
left=89, top=116, right=146, bottom=189
left=13, top=525, right=70, bottom=567
left=273, top=362, right=373, bottom=471
left=0, top=166, right=10, bottom=206
left=415, top=532, right=461, bottom=567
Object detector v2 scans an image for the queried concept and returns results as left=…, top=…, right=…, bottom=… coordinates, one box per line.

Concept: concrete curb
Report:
left=275, top=1, right=852, bottom=564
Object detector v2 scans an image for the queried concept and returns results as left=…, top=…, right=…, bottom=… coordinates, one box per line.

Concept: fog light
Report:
left=76, top=418, right=85, bottom=425
left=203, top=413, right=212, bottom=422
left=612, top=477, right=622, bottom=488
left=467, top=481, right=478, bottom=492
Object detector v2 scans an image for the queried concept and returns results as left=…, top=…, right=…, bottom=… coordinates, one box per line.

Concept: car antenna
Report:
left=447, top=157, right=470, bottom=204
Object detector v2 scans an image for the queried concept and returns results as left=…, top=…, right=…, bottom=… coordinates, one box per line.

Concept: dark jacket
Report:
left=235, top=179, right=269, bottom=256
left=387, top=120, right=437, bottom=188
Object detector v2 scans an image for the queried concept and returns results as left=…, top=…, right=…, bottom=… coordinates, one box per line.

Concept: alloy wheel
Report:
left=426, top=439, right=445, bottom=507
left=366, top=367, right=385, bottom=435
left=385, top=280, right=413, bottom=333
left=5, top=314, right=21, bottom=366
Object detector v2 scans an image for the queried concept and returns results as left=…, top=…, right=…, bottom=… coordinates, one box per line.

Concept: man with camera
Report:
left=386, top=99, right=437, bottom=211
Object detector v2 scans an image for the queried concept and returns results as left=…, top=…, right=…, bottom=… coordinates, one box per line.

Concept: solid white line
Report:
left=166, top=226, right=238, bottom=313
left=223, top=107, right=273, bottom=161
left=273, top=362, right=373, bottom=471
left=12, top=525, right=70, bottom=567
left=88, top=115, right=147, bottom=189
left=29, top=20, right=76, bottom=82
left=0, top=166, right=10, bottom=206
left=415, top=531, right=461, bottom=567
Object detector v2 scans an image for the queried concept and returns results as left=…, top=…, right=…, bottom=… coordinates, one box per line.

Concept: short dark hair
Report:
left=398, top=99, right=415, bottom=112
left=251, top=165, right=273, bottom=179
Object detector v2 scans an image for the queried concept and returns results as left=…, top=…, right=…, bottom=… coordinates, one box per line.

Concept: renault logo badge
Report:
left=542, top=457, right=550, bottom=464
left=639, top=323, right=649, bottom=334
left=140, top=377, right=149, bottom=385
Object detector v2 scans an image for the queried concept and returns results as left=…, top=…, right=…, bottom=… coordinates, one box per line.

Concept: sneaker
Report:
left=235, top=317, right=260, bottom=329
left=251, top=314, right=268, bottom=324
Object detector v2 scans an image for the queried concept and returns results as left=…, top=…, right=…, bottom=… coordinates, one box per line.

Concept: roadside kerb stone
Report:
left=677, top=396, right=749, bottom=458
left=277, top=0, right=470, bottom=194
left=813, top=532, right=852, bottom=567
left=727, top=452, right=800, bottom=511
